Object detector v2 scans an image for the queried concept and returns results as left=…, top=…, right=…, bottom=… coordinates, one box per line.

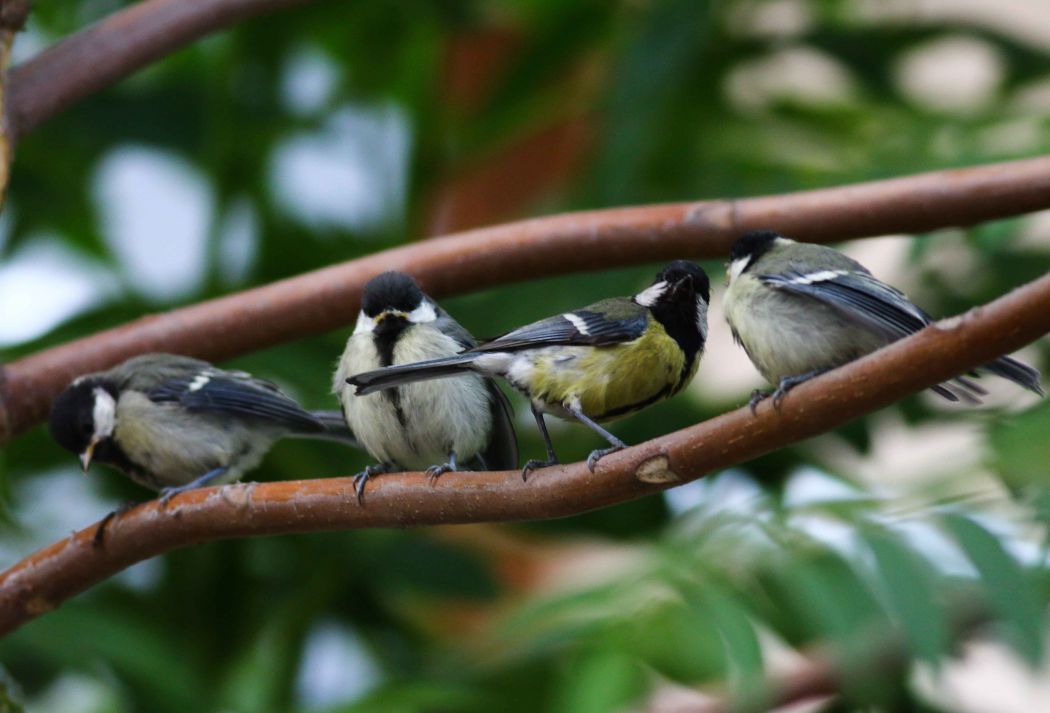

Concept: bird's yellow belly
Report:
left=523, top=328, right=692, bottom=422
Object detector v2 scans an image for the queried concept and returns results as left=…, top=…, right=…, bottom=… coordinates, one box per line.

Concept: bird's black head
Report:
left=728, top=230, right=783, bottom=277
left=655, top=260, right=711, bottom=303
left=360, top=272, right=425, bottom=318
left=635, top=260, right=711, bottom=362
left=49, top=377, right=121, bottom=470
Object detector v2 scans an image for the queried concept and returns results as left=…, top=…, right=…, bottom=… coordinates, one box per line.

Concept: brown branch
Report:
left=3, top=156, right=1050, bottom=444
left=0, top=271, right=1046, bottom=637
left=5, top=0, right=313, bottom=141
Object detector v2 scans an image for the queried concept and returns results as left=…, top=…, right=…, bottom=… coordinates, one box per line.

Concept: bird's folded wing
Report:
left=148, top=372, right=324, bottom=431
left=759, top=270, right=931, bottom=339
left=473, top=309, right=648, bottom=352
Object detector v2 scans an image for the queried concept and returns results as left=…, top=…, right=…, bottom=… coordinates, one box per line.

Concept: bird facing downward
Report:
left=723, top=229, right=1044, bottom=409
left=49, top=353, right=358, bottom=500
left=347, top=261, right=710, bottom=478
left=333, top=272, right=518, bottom=502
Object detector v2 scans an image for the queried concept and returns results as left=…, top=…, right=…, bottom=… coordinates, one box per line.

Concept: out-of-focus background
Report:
left=1, top=1, right=1049, bottom=711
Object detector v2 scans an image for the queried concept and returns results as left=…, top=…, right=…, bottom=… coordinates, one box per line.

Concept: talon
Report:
left=425, top=464, right=452, bottom=483
left=521, top=458, right=556, bottom=481
left=586, top=445, right=623, bottom=472
left=353, top=472, right=369, bottom=505
left=158, top=489, right=178, bottom=509
left=748, top=389, right=771, bottom=415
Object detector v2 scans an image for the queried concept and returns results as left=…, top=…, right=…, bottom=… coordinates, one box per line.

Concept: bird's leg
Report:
left=92, top=500, right=138, bottom=548
left=425, top=451, right=458, bottom=483
left=522, top=404, right=559, bottom=481
left=771, top=369, right=830, bottom=409
left=159, top=466, right=230, bottom=508
left=566, top=405, right=628, bottom=473
left=353, top=463, right=391, bottom=504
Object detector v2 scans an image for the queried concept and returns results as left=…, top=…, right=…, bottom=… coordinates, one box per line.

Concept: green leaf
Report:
left=862, top=529, right=950, bottom=665
left=989, top=398, right=1050, bottom=493
left=942, top=513, right=1044, bottom=664
left=550, top=649, right=648, bottom=713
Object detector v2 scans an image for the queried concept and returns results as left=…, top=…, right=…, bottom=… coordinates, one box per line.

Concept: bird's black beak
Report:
left=80, top=438, right=99, bottom=473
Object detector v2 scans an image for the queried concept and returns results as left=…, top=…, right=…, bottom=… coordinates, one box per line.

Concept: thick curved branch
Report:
left=6, top=0, right=313, bottom=140
left=0, top=271, right=1046, bottom=637
left=3, top=156, right=1050, bottom=443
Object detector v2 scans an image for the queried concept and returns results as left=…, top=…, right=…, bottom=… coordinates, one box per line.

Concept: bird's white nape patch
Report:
left=91, top=387, right=117, bottom=439
left=188, top=373, right=210, bottom=392
left=563, top=312, right=590, bottom=335
left=791, top=269, right=847, bottom=285
left=353, top=310, right=374, bottom=334
left=634, top=280, right=668, bottom=307
left=728, top=257, right=751, bottom=282
left=408, top=299, right=437, bottom=324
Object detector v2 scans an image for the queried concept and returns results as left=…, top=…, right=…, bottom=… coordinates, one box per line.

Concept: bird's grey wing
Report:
left=113, top=353, right=214, bottom=391
left=758, top=270, right=931, bottom=339
left=479, top=381, right=518, bottom=471
left=147, top=372, right=324, bottom=433
left=472, top=308, right=648, bottom=352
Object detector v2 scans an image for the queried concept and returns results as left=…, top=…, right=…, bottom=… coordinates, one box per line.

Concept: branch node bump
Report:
left=635, top=455, right=680, bottom=484
left=935, top=314, right=966, bottom=331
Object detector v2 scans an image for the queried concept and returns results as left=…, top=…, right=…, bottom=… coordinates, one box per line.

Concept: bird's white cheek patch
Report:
left=353, top=311, right=375, bottom=334
left=564, top=313, right=589, bottom=335
left=696, top=297, right=709, bottom=340
left=408, top=300, right=437, bottom=324
left=634, top=281, right=668, bottom=307
left=728, top=257, right=750, bottom=282
left=92, top=388, right=117, bottom=439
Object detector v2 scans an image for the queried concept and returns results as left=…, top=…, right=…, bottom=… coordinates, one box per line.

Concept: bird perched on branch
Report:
left=347, top=261, right=710, bottom=478
left=723, top=229, right=1044, bottom=410
left=334, top=272, right=518, bottom=502
left=49, top=353, right=358, bottom=502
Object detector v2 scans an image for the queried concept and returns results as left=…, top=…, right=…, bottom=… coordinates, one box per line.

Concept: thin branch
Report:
left=3, top=156, right=1050, bottom=443
left=5, top=0, right=313, bottom=141
left=0, top=271, right=1046, bottom=637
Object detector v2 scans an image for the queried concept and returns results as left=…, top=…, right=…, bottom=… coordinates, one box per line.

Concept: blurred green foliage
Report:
left=0, top=0, right=1049, bottom=711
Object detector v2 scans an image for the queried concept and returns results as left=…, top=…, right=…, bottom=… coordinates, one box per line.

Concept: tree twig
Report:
left=0, top=271, right=1046, bottom=638
left=2, top=155, right=1050, bottom=443
left=6, top=0, right=313, bottom=140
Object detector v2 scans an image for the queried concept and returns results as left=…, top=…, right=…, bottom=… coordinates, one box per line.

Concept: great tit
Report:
left=333, top=272, right=518, bottom=501
left=347, top=261, right=710, bottom=477
left=49, top=353, right=358, bottom=500
left=724, top=230, right=1044, bottom=409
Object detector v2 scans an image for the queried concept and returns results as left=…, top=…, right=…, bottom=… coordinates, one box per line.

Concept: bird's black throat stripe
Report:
left=374, top=318, right=410, bottom=428
left=649, top=305, right=704, bottom=385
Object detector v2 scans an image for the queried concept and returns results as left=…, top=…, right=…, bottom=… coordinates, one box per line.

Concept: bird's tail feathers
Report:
left=348, top=353, right=479, bottom=395
left=984, top=355, right=1045, bottom=397
left=291, top=409, right=362, bottom=449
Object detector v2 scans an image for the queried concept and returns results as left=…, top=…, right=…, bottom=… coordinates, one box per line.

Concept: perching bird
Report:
left=347, top=261, right=710, bottom=477
left=333, top=272, right=518, bottom=501
left=49, top=353, right=358, bottom=501
left=723, top=229, right=1044, bottom=409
